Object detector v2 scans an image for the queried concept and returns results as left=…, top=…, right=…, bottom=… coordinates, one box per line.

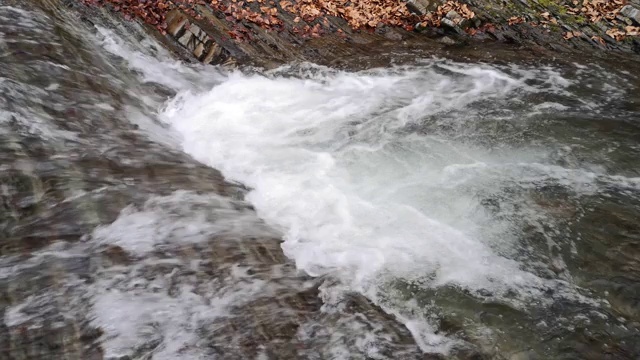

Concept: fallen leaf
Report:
left=606, top=27, right=625, bottom=41
left=508, top=16, right=525, bottom=25
left=626, top=25, right=640, bottom=36
left=591, top=35, right=606, bottom=45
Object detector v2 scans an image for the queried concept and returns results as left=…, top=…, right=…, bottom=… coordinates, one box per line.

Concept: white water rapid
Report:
left=7, top=3, right=640, bottom=359
left=62, top=25, right=640, bottom=358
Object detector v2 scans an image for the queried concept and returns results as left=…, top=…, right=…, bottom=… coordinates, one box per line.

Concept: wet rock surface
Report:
left=68, top=0, right=640, bottom=71
left=0, top=2, right=436, bottom=359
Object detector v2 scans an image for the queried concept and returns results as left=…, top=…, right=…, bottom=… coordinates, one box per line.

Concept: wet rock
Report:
left=405, top=0, right=432, bottom=15
left=446, top=10, right=462, bottom=21
left=163, top=10, right=234, bottom=66
left=375, top=25, right=405, bottom=41
left=621, top=5, right=640, bottom=25
left=165, top=10, right=188, bottom=36
left=446, top=10, right=470, bottom=29
left=509, top=350, right=539, bottom=360
left=437, top=35, right=458, bottom=45
left=441, top=17, right=466, bottom=35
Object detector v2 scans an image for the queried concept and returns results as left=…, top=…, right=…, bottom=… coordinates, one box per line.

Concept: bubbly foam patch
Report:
left=92, top=191, right=276, bottom=256
left=89, top=192, right=278, bottom=359
left=94, top=34, right=639, bottom=350
left=159, top=63, right=560, bottom=300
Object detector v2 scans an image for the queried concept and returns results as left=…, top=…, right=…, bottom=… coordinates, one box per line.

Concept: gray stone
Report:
left=191, top=27, right=208, bottom=43
left=405, top=0, right=429, bottom=15
left=620, top=5, right=640, bottom=25
left=405, top=0, right=445, bottom=15
left=445, top=10, right=471, bottom=29
left=177, top=31, right=196, bottom=50
left=509, top=350, right=539, bottom=360
left=446, top=10, right=462, bottom=21
left=616, top=15, right=633, bottom=26
left=437, top=36, right=457, bottom=45
left=383, top=28, right=404, bottom=41
left=440, top=18, right=465, bottom=34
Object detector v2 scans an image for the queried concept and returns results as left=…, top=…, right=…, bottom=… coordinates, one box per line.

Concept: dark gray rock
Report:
left=405, top=0, right=444, bottom=15
left=441, top=17, right=466, bottom=35
left=621, top=5, right=640, bottom=25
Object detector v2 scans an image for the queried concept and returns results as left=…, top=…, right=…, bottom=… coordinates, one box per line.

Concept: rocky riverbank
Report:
left=67, top=0, right=640, bottom=69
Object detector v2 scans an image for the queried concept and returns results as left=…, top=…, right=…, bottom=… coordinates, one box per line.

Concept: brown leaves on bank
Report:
left=505, top=0, right=638, bottom=44
left=438, top=0, right=475, bottom=19
left=567, top=0, right=635, bottom=42
left=565, top=0, right=625, bottom=23
left=418, top=0, right=475, bottom=27
left=563, top=30, right=582, bottom=39
left=508, top=16, right=525, bottom=25
left=81, top=0, right=207, bottom=32
left=606, top=25, right=640, bottom=40
left=627, top=26, right=640, bottom=36
left=82, top=0, right=478, bottom=40
left=279, top=0, right=418, bottom=31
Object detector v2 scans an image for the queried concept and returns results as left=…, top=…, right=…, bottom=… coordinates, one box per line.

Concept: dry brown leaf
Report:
left=626, top=25, right=640, bottom=36
left=508, top=16, right=525, bottom=25
left=563, top=30, right=582, bottom=39
left=606, top=27, right=625, bottom=41
left=83, top=0, right=479, bottom=40
left=591, top=35, right=606, bottom=45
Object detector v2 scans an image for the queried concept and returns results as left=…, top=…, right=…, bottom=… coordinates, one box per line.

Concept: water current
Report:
left=2, top=2, right=640, bottom=359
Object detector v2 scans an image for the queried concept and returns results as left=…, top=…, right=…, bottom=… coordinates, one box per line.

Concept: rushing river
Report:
left=2, top=2, right=640, bottom=360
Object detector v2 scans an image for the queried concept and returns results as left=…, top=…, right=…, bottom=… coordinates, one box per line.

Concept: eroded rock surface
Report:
left=71, top=0, right=640, bottom=71
left=0, top=2, right=451, bottom=359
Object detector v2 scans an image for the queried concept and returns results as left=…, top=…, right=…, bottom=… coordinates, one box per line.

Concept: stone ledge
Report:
left=621, top=5, right=640, bottom=26
left=165, top=10, right=235, bottom=66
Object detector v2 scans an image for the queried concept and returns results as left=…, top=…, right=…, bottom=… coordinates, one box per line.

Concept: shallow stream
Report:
left=1, top=3, right=640, bottom=359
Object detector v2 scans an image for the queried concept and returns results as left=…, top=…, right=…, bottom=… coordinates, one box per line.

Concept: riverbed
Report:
left=1, top=2, right=640, bottom=359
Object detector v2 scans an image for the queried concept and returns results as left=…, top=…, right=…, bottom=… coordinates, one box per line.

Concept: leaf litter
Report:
left=82, top=0, right=477, bottom=41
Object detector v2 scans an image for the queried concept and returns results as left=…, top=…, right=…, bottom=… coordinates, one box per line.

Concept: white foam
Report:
left=92, top=278, right=266, bottom=360
left=92, top=191, right=277, bottom=256
left=88, top=191, right=280, bottom=358
left=94, top=26, right=225, bottom=92
left=94, top=34, right=637, bottom=351
left=159, top=64, right=555, bottom=304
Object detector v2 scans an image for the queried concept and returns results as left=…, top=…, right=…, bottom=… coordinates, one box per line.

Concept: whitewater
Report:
left=85, top=24, right=640, bottom=356
left=4, top=8, right=639, bottom=357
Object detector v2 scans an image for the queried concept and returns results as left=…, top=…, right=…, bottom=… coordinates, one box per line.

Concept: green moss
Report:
left=559, top=12, right=586, bottom=26
left=571, top=15, right=588, bottom=24
left=536, top=0, right=566, bottom=13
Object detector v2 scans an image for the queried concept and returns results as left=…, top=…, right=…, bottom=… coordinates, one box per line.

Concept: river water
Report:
left=2, top=2, right=640, bottom=360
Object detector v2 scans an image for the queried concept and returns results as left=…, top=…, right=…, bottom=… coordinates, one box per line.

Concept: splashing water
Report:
left=152, top=57, right=638, bottom=351
left=3, top=6, right=640, bottom=358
